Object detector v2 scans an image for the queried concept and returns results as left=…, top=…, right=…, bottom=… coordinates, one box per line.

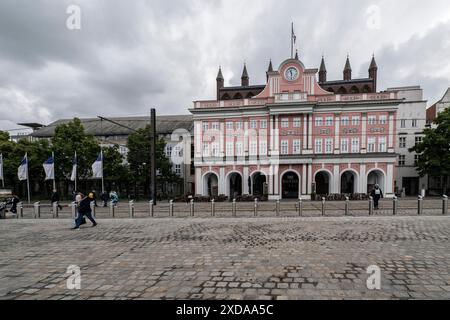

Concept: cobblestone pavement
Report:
left=1, top=216, right=450, bottom=300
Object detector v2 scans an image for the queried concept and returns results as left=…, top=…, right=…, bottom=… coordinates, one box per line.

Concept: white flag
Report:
left=0, top=153, right=4, bottom=181
left=17, top=155, right=28, bottom=181
left=70, top=153, right=77, bottom=181
left=91, top=152, right=103, bottom=179
left=43, top=156, right=55, bottom=180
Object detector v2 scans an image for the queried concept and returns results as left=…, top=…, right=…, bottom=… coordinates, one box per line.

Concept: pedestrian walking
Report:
left=72, top=192, right=97, bottom=230
left=51, top=189, right=63, bottom=210
left=100, top=191, right=109, bottom=207
left=370, top=184, right=383, bottom=210
left=10, top=194, right=20, bottom=214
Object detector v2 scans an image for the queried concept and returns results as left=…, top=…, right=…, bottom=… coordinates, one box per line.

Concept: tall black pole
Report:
left=150, top=108, right=157, bottom=205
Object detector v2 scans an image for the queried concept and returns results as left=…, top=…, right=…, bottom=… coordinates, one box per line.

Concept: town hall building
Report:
left=190, top=52, right=401, bottom=200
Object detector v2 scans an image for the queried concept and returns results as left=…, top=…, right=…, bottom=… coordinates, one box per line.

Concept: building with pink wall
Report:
left=190, top=55, right=400, bottom=200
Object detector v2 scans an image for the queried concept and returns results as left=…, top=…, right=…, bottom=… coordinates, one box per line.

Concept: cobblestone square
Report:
left=1, top=214, right=450, bottom=300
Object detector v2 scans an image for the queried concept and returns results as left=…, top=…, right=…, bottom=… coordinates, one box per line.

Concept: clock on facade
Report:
left=284, top=67, right=299, bottom=81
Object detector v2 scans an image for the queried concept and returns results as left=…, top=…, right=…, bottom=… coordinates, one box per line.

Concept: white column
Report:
left=386, top=163, right=394, bottom=195
left=244, top=120, right=249, bottom=156
left=307, top=164, right=312, bottom=194
left=274, top=116, right=279, bottom=152
left=308, top=114, right=313, bottom=150
left=268, top=166, right=274, bottom=194
left=333, top=164, right=339, bottom=194
left=219, top=167, right=225, bottom=195
left=334, top=114, right=340, bottom=154
left=273, top=165, right=279, bottom=196
left=270, top=116, right=274, bottom=153
left=301, top=165, right=307, bottom=195
left=219, top=122, right=225, bottom=157
left=243, top=166, right=249, bottom=194
left=388, top=112, right=394, bottom=151
left=303, top=115, right=308, bottom=150
left=360, top=164, right=366, bottom=194
left=195, top=167, right=202, bottom=195
left=361, top=113, right=367, bottom=153
left=195, top=121, right=202, bottom=157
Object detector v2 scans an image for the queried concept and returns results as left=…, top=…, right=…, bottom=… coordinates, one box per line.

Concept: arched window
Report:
left=337, top=87, right=347, bottom=94
left=327, top=87, right=335, bottom=93
left=246, top=92, right=254, bottom=98
left=221, top=93, right=231, bottom=100
left=233, top=93, right=243, bottom=100
left=350, top=86, right=359, bottom=94
left=362, top=85, right=371, bottom=93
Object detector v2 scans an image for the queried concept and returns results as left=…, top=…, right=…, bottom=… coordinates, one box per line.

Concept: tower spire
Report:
left=343, top=54, right=352, bottom=80
left=319, top=55, right=327, bottom=83
left=241, top=63, right=249, bottom=86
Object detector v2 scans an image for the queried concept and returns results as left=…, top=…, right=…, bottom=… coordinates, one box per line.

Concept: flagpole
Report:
left=1, top=154, right=4, bottom=188
left=26, top=153, right=30, bottom=204
left=101, top=149, right=104, bottom=194
left=74, top=151, right=77, bottom=192
left=291, top=22, right=293, bottom=59
left=52, top=151, right=56, bottom=191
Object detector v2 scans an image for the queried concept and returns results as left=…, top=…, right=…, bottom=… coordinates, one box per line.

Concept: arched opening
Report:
left=233, top=93, right=243, bottom=100
left=252, top=172, right=266, bottom=197
left=341, top=171, right=357, bottom=194
left=203, top=172, right=219, bottom=197
left=327, top=87, right=335, bottom=93
left=227, top=172, right=242, bottom=199
left=246, top=92, right=254, bottom=98
left=282, top=171, right=300, bottom=199
left=367, top=170, right=385, bottom=194
left=362, top=85, right=371, bottom=93
left=315, top=171, right=330, bottom=195
left=221, top=93, right=231, bottom=100
left=350, top=86, right=359, bottom=94
left=337, top=87, right=347, bottom=94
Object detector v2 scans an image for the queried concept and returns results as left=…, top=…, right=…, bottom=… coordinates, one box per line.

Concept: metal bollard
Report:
left=418, top=195, right=423, bottom=215
left=110, top=201, right=115, bottom=218
left=71, top=201, right=77, bottom=219
left=190, top=199, right=194, bottom=217
left=393, top=196, right=398, bottom=215
left=52, top=202, right=59, bottom=218
left=129, top=200, right=135, bottom=218
left=211, top=199, right=215, bottom=217
left=90, top=201, right=96, bottom=218
left=33, top=201, right=40, bottom=218
left=321, top=197, right=325, bottom=216
left=276, top=199, right=280, bottom=217
left=443, top=195, right=448, bottom=215
left=254, top=198, right=258, bottom=217
left=369, top=197, right=374, bottom=216
left=149, top=200, right=154, bottom=217
left=298, top=197, right=303, bottom=217
left=345, top=197, right=349, bottom=216
left=232, top=199, right=236, bottom=217
left=18, top=202, right=23, bottom=219
left=169, top=200, right=174, bottom=217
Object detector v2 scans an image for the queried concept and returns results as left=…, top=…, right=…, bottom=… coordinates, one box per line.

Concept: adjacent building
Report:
left=426, top=87, right=450, bottom=123
left=191, top=53, right=401, bottom=200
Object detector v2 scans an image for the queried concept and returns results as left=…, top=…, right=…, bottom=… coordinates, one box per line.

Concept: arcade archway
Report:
left=281, top=171, right=300, bottom=199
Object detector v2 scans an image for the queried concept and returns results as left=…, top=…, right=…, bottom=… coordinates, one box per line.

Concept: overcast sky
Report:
left=1, top=0, right=450, bottom=130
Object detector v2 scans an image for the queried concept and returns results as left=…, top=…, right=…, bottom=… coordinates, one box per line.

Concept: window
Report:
left=315, top=139, right=323, bottom=154
left=326, top=117, right=333, bottom=126
left=293, top=140, right=301, bottom=154
left=212, top=122, right=220, bottom=130
left=250, top=141, right=257, bottom=155
left=260, top=120, right=267, bottom=129
left=368, top=137, right=376, bottom=153
left=260, top=141, right=267, bottom=155
left=400, top=119, right=406, bottom=128
left=341, top=117, right=349, bottom=126
left=173, top=145, right=182, bottom=157
left=281, top=118, right=289, bottom=128
left=174, top=164, right=181, bottom=174
left=250, top=120, right=257, bottom=129
left=315, top=117, right=323, bottom=126
left=412, top=119, right=418, bottom=128
left=226, top=122, right=233, bottom=130
left=202, top=143, right=209, bottom=156
left=379, top=115, right=387, bottom=125
left=341, top=138, right=349, bottom=153
left=281, top=140, right=289, bottom=155
left=325, top=138, right=333, bottom=154
left=211, top=143, right=219, bottom=157
left=236, top=142, right=243, bottom=156
left=352, top=116, right=360, bottom=126
left=236, top=122, right=243, bottom=130
left=398, top=155, right=406, bottom=166
left=293, top=118, right=301, bottom=128
left=415, top=136, right=422, bottom=146
left=399, top=137, right=406, bottom=148
left=166, top=145, right=173, bottom=157
left=414, top=155, right=419, bottom=166
left=351, top=138, right=359, bottom=153
left=378, top=137, right=387, bottom=152
left=202, top=122, right=209, bottom=131
left=368, top=116, right=376, bottom=125
left=226, top=142, right=234, bottom=156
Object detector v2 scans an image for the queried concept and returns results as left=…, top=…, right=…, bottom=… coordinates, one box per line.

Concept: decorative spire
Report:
left=343, top=54, right=352, bottom=80
left=319, top=56, right=327, bottom=72
left=241, top=63, right=249, bottom=86
left=216, top=66, right=224, bottom=80
left=267, top=59, right=273, bottom=72
left=369, top=54, right=378, bottom=70
left=295, top=49, right=299, bottom=60
left=319, top=55, right=327, bottom=83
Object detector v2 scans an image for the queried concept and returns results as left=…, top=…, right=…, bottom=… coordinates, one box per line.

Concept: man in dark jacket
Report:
left=72, top=192, right=97, bottom=229
left=10, top=194, right=20, bottom=214
left=370, top=184, right=383, bottom=210
left=51, top=189, right=63, bottom=210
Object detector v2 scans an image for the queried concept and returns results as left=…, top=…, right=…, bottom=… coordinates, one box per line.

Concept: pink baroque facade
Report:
left=190, top=56, right=399, bottom=199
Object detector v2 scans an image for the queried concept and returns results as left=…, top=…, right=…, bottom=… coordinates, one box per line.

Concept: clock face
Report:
left=285, top=67, right=299, bottom=81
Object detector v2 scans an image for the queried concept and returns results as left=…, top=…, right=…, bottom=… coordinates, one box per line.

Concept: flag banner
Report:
left=91, top=153, right=103, bottom=178
left=43, top=156, right=55, bottom=180
left=0, top=154, right=4, bottom=180
left=17, top=155, right=28, bottom=181
left=70, top=154, right=77, bottom=182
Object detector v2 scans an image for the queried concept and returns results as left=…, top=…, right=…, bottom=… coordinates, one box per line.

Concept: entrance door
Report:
left=403, top=177, right=419, bottom=196
left=282, top=172, right=299, bottom=199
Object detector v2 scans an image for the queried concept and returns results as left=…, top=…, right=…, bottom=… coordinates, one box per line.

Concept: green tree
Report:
left=127, top=126, right=178, bottom=198
left=102, top=145, right=130, bottom=193
left=409, top=108, right=450, bottom=194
